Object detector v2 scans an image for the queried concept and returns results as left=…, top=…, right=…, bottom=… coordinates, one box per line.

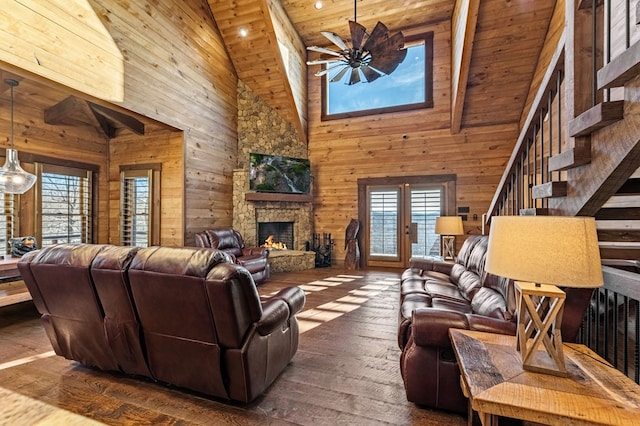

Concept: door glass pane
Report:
left=410, top=188, right=442, bottom=258
left=369, top=189, right=399, bottom=257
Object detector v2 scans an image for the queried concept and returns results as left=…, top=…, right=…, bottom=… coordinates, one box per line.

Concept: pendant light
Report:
left=0, top=79, right=36, bottom=194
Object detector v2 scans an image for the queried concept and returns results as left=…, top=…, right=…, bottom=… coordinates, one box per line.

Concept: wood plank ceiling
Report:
left=208, top=0, right=557, bottom=134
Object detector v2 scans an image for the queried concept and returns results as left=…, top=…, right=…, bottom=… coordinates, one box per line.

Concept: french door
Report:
left=359, top=176, right=456, bottom=268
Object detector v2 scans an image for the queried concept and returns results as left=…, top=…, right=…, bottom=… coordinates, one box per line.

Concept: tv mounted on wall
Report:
left=249, top=153, right=311, bottom=194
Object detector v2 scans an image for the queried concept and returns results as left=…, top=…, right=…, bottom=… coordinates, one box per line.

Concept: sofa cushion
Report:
left=483, top=273, right=516, bottom=317
left=401, top=277, right=428, bottom=297
left=471, top=287, right=510, bottom=320
left=424, top=281, right=468, bottom=304
left=431, top=298, right=473, bottom=314
left=465, top=236, right=488, bottom=275
left=456, top=270, right=483, bottom=301
left=455, top=234, right=483, bottom=267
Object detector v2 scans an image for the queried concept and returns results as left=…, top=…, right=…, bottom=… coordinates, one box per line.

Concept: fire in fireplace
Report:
left=258, top=222, right=294, bottom=250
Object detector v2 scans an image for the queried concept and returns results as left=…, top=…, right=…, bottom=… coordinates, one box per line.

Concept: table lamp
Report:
left=485, top=215, right=603, bottom=376
left=435, top=216, right=464, bottom=260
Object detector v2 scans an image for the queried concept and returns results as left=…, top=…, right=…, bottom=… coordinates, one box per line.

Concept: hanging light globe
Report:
left=0, top=148, right=37, bottom=194
left=0, top=78, right=36, bottom=194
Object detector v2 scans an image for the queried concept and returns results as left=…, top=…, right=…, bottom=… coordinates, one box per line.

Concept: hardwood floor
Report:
left=0, top=267, right=467, bottom=425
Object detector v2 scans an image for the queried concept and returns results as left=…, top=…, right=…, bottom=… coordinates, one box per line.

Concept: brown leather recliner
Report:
left=18, top=244, right=305, bottom=403
left=398, top=235, right=594, bottom=413
left=195, top=228, right=270, bottom=284
left=18, top=244, right=150, bottom=375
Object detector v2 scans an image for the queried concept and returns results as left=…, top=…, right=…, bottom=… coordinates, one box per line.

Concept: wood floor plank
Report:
left=0, top=267, right=466, bottom=425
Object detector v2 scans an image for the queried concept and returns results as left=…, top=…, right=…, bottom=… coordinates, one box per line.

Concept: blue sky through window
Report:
left=327, top=41, right=426, bottom=115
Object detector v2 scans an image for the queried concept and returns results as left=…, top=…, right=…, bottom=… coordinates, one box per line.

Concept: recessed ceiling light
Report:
left=314, top=1, right=324, bottom=10
left=239, top=28, right=248, bottom=37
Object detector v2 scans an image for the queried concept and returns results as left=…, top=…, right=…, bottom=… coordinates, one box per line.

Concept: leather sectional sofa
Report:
left=195, top=228, right=270, bottom=284
left=398, top=234, right=594, bottom=413
left=18, top=243, right=304, bottom=403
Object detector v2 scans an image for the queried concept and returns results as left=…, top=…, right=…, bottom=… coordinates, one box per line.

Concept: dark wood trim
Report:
left=321, top=32, right=434, bottom=121
left=18, top=152, right=100, bottom=173
left=119, top=163, right=162, bottom=172
left=245, top=192, right=312, bottom=202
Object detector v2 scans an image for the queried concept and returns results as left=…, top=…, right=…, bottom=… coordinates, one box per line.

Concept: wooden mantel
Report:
left=245, top=192, right=312, bottom=203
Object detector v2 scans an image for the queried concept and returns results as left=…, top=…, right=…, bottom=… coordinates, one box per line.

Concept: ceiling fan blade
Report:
left=362, top=21, right=391, bottom=53
left=360, top=65, right=382, bottom=83
left=315, top=62, right=348, bottom=77
left=349, top=21, right=367, bottom=50
left=368, top=48, right=407, bottom=75
left=321, top=31, right=349, bottom=51
left=348, top=68, right=361, bottom=85
left=307, top=46, right=344, bottom=57
left=330, top=66, right=350, bottom=83
left=306, top=58, right=342, bottom=66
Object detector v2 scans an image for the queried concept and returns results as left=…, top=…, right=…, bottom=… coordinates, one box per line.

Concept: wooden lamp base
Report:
left=441, top=235, right=456, bottom=261
left=515, top=281, right=568, bottom=377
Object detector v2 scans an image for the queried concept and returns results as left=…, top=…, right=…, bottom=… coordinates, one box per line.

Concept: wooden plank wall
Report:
left=87, top=0, right=238, bottom=243
left=308, top=21, right=518, bottom=264
left=0, top=82, right=110, bottom=242
left=0, top=0, right=239, bottom=245
left=108, top=131, right=185, bottom=247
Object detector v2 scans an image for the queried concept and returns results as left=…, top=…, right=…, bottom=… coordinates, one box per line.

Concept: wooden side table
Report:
left=450, top=329, right=640, bottom=426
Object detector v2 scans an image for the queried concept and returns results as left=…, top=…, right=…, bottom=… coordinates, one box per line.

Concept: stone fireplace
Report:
left=233, top=169, right=313, bottom=251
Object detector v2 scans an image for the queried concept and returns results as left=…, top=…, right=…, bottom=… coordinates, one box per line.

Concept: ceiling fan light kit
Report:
left=307, top=0, right=407, bottom=85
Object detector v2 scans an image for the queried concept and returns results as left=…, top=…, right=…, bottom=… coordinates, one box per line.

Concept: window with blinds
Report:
left=36, top=164, right=92, bottom=246
left=0, top=194, right=15, bottom=256
left=121, top=166, right=159, bottom=248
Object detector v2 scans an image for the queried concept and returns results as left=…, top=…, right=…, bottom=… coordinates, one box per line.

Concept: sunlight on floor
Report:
left=291, top=274, right=400, bottom=334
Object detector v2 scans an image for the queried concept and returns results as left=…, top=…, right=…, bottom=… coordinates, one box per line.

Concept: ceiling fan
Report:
left=306, top=1, right=407, bottom=85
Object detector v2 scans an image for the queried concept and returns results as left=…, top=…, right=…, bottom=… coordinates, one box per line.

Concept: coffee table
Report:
left=449, top=329, right=640, bottom=426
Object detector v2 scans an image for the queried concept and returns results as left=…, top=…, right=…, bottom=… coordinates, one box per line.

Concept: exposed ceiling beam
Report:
left=44, top=95, right=145, bottom=138
left=207, top=0, right=307, bottom=144
left=450, top=0, right=479, bottom=134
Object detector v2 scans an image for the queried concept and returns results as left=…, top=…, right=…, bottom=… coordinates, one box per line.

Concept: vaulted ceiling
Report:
left=209, top=0, right=558, bottom=137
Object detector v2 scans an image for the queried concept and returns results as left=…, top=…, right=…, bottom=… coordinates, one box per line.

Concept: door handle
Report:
left=409, top=223, right=418, bottom=244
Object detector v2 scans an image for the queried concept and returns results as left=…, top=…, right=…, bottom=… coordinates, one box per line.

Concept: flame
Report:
left=262, top=235, right=287, bottom=250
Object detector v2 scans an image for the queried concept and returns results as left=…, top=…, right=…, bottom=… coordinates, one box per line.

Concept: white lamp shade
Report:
left=435, top=216, right=464, bottom=235
left=485, top=216, right=603, bottom=288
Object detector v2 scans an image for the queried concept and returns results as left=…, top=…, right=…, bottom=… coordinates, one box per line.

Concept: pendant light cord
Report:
left=4, top=79, right=18, bottom=150
left=9, top=83, right=13, bottom=150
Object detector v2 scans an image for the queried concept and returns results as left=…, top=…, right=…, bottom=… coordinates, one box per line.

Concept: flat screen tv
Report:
left=249, top=153, right=311, bottom=194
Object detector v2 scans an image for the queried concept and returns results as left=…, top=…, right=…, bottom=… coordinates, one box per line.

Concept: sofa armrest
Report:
left=411, top=308, right=470, bottom=347
left=256, top=299, right=290, bottom=335
left=409, top=257, right=454, bottom=276
left=466, top=314, right=517, bottom=336
left=242, top=247, right=269, bottom=258
left=270, top=286, right=306, bottom=315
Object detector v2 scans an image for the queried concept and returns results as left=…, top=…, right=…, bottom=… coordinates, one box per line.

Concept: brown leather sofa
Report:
left=398, top=234, right=594, bottom=413
left=18, top=243, right=304, bottom=403
left=195, top=228, right=270, bottom=284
